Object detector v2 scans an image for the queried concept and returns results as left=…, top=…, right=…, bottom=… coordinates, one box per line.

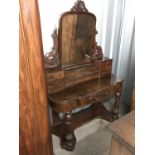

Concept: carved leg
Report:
left=113, top=92, right=121, bottom=120
left=61, top=112, right=76, bottom=151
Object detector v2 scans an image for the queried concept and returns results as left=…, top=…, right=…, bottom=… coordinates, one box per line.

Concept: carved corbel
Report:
left=45, top=29, right=59, bottom=68
left=93, top=43, right=103, bottom=59
left=92, top=29, right=103, bottom=59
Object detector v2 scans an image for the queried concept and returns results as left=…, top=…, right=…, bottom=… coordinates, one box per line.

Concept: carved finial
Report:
left=71, top=0, right=88, bottom=12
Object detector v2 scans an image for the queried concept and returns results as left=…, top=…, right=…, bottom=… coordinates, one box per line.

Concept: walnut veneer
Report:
left=45, top=0, right=123, bottom=151
left=19, top=0, right=53, bottom=154
left=107, top=111, right=135, bottom=155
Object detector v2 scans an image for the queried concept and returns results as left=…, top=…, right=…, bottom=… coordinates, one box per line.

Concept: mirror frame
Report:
left=58, top=7, right=97, bottom=70
left=45, top=0, right=103, bottom=71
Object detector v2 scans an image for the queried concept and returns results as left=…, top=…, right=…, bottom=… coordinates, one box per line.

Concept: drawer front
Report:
left=47, top=71, right=64, bottom=80
left=46, top=71, right=65, bottom=94
left=64, top=65, right=100, bottom=87
left=47, top=79, right=65, bottom=94
left=79, top=91, right=109, bottom=107
left=100, top=61, right=112, bottom=77
left=78, top=83, right=122, bottom=107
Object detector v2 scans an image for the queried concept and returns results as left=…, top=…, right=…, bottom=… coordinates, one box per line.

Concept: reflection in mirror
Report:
left=61, top=14, right=96, bottom=68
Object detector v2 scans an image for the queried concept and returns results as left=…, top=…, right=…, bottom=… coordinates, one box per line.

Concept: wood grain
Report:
left=44, top=1, right=99, bottom=70
left=45, top=1, right=123, bottom=151
left=62, top=14, right=77, bottom=65
left=61, top=13, right=96, bottom=68
left=107, top=111, right=135, bottom=154
left=111, top=138, right=133, bottom=155
left=49, top=74, right=122, bottom=112
left=19, top=0, right=53, bottom=154
left=46, top=59, right=113, bottom=94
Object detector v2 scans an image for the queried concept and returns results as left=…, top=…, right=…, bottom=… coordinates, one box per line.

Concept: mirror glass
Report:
left=61, top=14, right=96, bottom=68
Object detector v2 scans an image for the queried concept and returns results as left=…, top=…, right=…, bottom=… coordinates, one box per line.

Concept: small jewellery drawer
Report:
left=78, top=91, right=109, bottom=106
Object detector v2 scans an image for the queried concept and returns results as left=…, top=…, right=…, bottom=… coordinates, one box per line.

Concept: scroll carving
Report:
left=93, top=30, right=103, bottom=59
left=93, top=43, right=103, bottom=59
left=71, top=0, right=88, bottom=12
left=45, top=29, right=59, bottom=68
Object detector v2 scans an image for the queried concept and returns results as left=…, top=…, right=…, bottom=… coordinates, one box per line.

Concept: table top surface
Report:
left=106, top=111, right=135, bottom=153
left=49, top=74, right=122, bottom=103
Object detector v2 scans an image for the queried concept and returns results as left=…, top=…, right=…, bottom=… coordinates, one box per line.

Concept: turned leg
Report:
left=113, top=92, right=121, bottom=120
left=61, top=112, right=76, bottom=151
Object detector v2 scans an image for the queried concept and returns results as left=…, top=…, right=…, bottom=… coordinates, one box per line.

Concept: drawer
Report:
left=47, top=71, right=64, bottom=80
left=47, top=79, right=65, bottom=94
left=100, top=61, right=112, bottom=78
left=101, top=60, right=112, bottom=69
left=78, top=91, right=109, bottom=107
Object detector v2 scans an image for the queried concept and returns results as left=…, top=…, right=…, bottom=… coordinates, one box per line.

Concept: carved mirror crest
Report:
left=45, top=0, right=103, bottom=70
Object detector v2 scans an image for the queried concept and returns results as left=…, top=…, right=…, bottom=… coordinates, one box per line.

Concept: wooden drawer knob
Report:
left=88, top=96, right=92, bottom=100
left=95, top=97, right=98, bottom=100
left=105, top=91, right=109, bottom=95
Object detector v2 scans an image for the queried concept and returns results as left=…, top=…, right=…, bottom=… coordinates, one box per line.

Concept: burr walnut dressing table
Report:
left=45, top=0, right=123, bottom=151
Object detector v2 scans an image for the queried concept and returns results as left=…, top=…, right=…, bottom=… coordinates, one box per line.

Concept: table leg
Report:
left=113, top=92, right=121, bottom=120
left=61, top=112, right=76, bottom=151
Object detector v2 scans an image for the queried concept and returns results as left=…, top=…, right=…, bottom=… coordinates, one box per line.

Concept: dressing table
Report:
left=45, top=0, right=123, bottom=151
